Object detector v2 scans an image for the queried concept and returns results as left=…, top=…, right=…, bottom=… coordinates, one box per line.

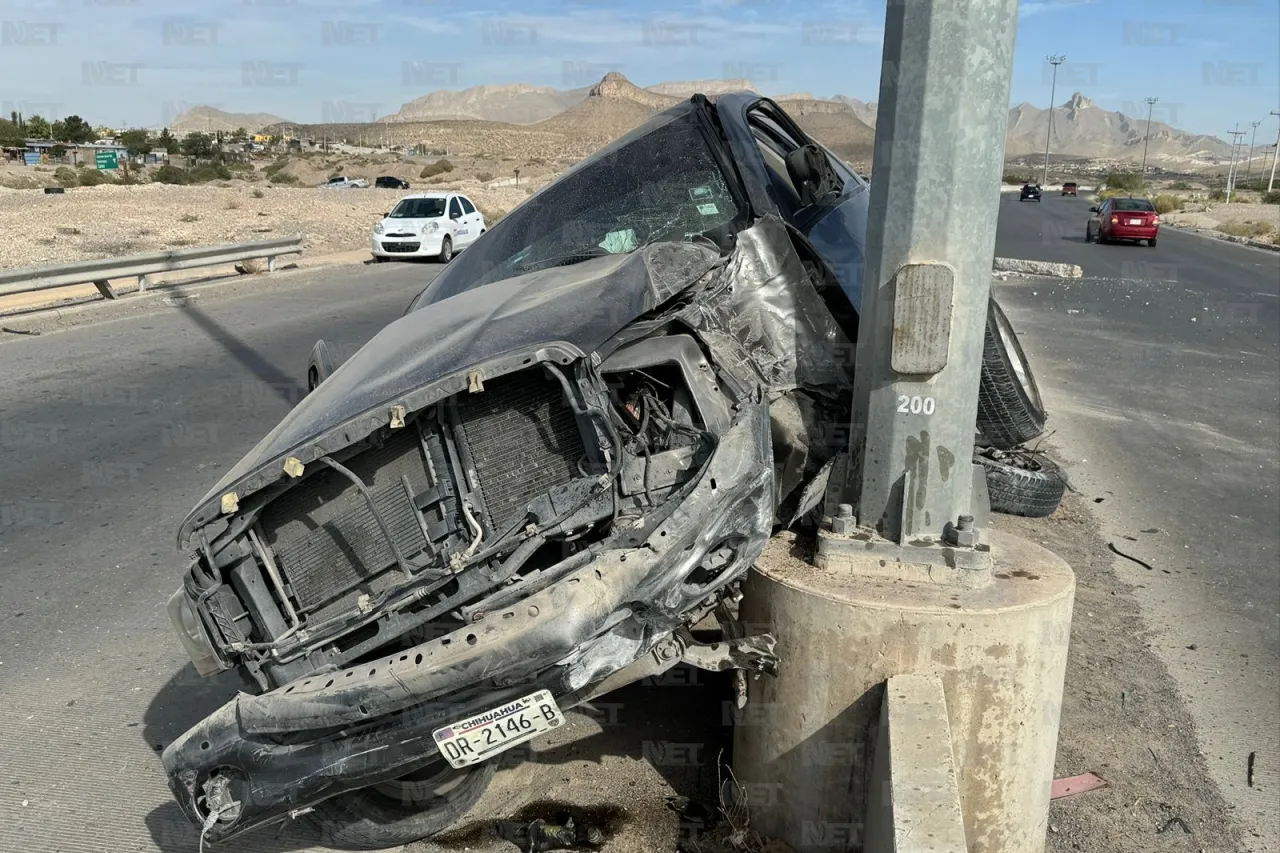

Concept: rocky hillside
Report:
left=169, top=106, right=290, bottom=134
left=831, top=95, right=880, bottom=128
left=645, top=79, right=754, bottom=97
left=1005, top=93, right=1233, bottom=165
left=378, top=83, right=589, bottom=125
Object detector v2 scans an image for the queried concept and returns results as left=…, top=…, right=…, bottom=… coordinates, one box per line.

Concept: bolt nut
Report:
left=831, top=514, right=857, bottom=536
left=957, top=514, right=975, bottom=532
left=836, top=503, right=854, bottom=519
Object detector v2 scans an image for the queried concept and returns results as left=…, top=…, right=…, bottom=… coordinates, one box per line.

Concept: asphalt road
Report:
left=993, top=192, right=1280, bottom=849
left=0, top=263, right=436, bottom=852
left=0, top=201, right=1275, bottom=852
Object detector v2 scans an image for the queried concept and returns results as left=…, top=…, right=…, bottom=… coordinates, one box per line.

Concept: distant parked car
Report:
left=1019, top=182, right=1042, bottom=202
left=1087, top=197, right=1159, bottom=247
left=375, top=176, right=410, bottom=189
left=1061, top=182, right=1078, bottom=196
left=371, top=191, right=486, bottom=263
left=319, top=176, right=368, bottom=189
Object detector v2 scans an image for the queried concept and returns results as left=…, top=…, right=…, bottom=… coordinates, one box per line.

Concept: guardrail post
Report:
left=731, top=2, right=1077, bottom=851
left=93, top=279, right=118, bottom=300
left=267, top=255, right=277, bottom=273
left=137, top=274, right=148, bottom=293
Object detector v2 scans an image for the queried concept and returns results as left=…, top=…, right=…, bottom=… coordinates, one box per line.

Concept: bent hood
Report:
left=177, top=242, right=719, bottom=547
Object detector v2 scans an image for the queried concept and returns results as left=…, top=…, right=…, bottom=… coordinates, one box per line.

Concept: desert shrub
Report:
left=262, top=159, right=289, bottom=178
left=152, top=164, right=190, bottom=185
left=475, top=171, right=495, bottom=182
left=1151, top=194, right=1183, bottom=214
left=268, top=171, right=300, bottom=185
left=252, top=187, right=266, bottom=198
left=53, top=166, right=79, bottom=187
left=478, top=205, right=505, bottom=224
left=1167, top=180, right=1193, bottom=191
left=225, top=160, right=253, bottom=173
left=1217, top=220, right=1274, bottom=238
left=180, top=213, right=200, bottom=223
left=189, top=162, right=232, bottom=182
left=1003, top=174, right=1028, bottom=185
left=1104, top=171, right=1144, bottom=193
left=225, top=199, right=242, bottom=210
left=76, top=167, right=114, bottom=187
left=419, top=158, right=454, bottom=178
left=1262, top=190, right=1280, bottom=205
left=1207, top=188, right=1226, bottom=201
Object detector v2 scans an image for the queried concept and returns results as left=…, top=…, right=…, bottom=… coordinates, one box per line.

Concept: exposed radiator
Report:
left=261, top=428, right=430, bottom=614
left=456, top=370, right=587, bottom=534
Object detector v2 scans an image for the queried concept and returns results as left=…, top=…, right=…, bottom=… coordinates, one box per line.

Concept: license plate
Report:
left=433, top=690, right=564, bottom=768
left=1128, top=219, right=1142, bottom=225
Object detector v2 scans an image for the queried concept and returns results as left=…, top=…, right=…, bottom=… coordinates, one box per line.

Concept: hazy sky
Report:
left=1, top=0, right=1276, bottom=138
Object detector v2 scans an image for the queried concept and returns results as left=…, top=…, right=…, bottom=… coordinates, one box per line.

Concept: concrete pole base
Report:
left=732, top=529, right=1074, bottom=853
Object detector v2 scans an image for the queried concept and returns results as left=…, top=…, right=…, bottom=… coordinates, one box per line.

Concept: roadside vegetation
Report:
left=1216, top=219, right=1275, bottom=239
left=419, top=158, right=455, bottom=178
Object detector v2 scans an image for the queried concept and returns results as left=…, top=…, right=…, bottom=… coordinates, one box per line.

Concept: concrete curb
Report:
left=993, top=257, right=1083, bottom=278
left=1164, top=222, right=1280, bottom=253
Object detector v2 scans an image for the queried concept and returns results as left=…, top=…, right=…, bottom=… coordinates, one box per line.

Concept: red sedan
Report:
left=1087, top=197, right=1159, bottom=246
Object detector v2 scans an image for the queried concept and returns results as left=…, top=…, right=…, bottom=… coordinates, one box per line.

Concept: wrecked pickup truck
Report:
left=161, top=93, right=1040, bottom=849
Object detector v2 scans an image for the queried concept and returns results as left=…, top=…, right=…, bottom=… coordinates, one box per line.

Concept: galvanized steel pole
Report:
left=838, top=0, right=1019, bottom=552
left=1268, top=111, right=1280, bottom=194
left=1246, top=119, right=1262, bottom=186
left=1140, top=97, right=1158, bottom=179
left=1042, top=56, right=1065, bottom=186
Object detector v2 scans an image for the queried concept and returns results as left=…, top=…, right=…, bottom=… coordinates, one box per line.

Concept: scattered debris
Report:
left=1108, top=542, right=1156, bottom=571
left=495, top=816, right=604, bottom=852
left=1050, top=772, right=1109, bottom=800
left=1, top=327, right=40, bottom=336
left=1248, top=751, right=1257, bottom=788
left=1186, top=644, right=1198, bottom=651
left=1157, top=816, right=1191, bottom=835
left=1121, top=689, right=1130, bottom=709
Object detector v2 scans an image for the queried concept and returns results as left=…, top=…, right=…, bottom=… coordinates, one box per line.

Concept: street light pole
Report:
left=831, top=0, right=1019, bottom=561
left=1140, top=96, right=1158, bottom=179
left=1268, top=111, right=1280, bottom=194
left=1042, top=55, right=1066, bottom=186
left=1245, top=119, right=1262, bottom=186
left=1226, top=125, right=1244, bottom=202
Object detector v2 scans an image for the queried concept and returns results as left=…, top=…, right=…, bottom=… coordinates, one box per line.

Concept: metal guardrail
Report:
left=0, top=236, right=304, bottom=301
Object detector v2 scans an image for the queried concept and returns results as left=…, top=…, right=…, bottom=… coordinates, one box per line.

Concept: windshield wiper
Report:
left=513, top=246, right=612, bottom=275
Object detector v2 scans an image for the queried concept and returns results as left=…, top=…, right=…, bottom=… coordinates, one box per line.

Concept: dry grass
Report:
left=224, top=199, right=242, bottom=210
left=1216, top=219, right=1275, bottom=239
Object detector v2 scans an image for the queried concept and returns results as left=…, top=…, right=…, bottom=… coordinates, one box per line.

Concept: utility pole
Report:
left=1140, top=96, right=1158, bottom=180
left=1226, top=125, right=1244, bottom=202
left=1268, top=111, right=1280, bottom=194
left=1245, top=119, right=1262, bottom=186
left=1042, top=55, right=1066, bottom=186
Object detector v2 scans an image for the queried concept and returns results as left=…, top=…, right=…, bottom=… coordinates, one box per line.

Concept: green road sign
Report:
left=95, top=151, right=118, bottom=170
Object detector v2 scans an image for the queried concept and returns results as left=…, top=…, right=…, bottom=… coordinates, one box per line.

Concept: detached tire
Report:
left=977, top=299, right=1046, bottom=449
left=979, top=452, right=1065, bottom=518
left=310, top=760, right=495, bottom=850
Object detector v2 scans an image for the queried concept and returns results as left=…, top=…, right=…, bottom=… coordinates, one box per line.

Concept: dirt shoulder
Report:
left=995, top=492, right=1244, bottom=853
left=0, top=182, right=539, bottom=271
left=1162, top=201, right=1280, bottom=247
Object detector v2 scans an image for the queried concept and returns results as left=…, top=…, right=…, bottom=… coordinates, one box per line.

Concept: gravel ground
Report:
left=0, top=182, right=536, bottom=269
left=1163, top=201, right=1280, bottom=243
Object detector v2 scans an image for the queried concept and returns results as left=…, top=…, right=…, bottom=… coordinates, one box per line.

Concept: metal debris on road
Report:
left=1248, top=751, right=1257, bottom=788
left=1108, top=541, right=1156, bottom=571
left=495, top=817, right=604, bottom=852
left=1157, top=816, right=1191, bottom=834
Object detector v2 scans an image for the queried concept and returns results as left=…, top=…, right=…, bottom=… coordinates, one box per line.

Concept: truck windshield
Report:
left=413, top=105, right=744, bottom=308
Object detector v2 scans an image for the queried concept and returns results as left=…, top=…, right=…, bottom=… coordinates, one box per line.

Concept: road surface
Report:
left=993, top=192, right=1280, bottom=849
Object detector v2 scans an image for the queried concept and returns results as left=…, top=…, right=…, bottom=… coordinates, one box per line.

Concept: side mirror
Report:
left=1089, top=205, right=1099, bottom=212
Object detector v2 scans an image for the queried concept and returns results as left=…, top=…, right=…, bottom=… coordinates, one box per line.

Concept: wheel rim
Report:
left=996, top=316, right=1032, bottom=392
left=441, top=239, right=452, bottom=262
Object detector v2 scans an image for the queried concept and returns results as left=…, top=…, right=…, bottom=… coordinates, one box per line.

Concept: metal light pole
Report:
left=1140, top=96, right=1158, bottom=179
left=1226, top=125, right=1244, bottom=202
left=831, top=0, right=1019, bottom=561
left=1268, top=111, right=1280, bottom=194
left=1245, top=119, right=1262, bottom=186
left=1042, top=55, right=1066, bottom=186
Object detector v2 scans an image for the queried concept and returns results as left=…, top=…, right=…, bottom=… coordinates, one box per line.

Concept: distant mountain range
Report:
left=172, top=80, right=1233, bottom=168
left=167, top=106, right=289, bottom=134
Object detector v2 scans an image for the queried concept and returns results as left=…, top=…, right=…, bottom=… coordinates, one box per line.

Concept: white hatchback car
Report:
left=371, top=192, right=485, bottom=263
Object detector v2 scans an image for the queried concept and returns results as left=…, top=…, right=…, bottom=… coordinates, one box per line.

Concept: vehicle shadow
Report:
left=142, top=664, right=736, bottom=852
left=142, top=664, right=324, bottom=853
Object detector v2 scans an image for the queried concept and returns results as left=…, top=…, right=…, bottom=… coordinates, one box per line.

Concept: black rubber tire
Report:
left=1147, top=237, right=1157, bottom=247
left=310, top=760, right=496, bottom=850
left=979, top=453, right=1066, bottom=518
left=1086, top=224, right=1099, bottom=243
left=977, top=299, right=1046, bottom=449
left=437, top=236, right=453, bottom=264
